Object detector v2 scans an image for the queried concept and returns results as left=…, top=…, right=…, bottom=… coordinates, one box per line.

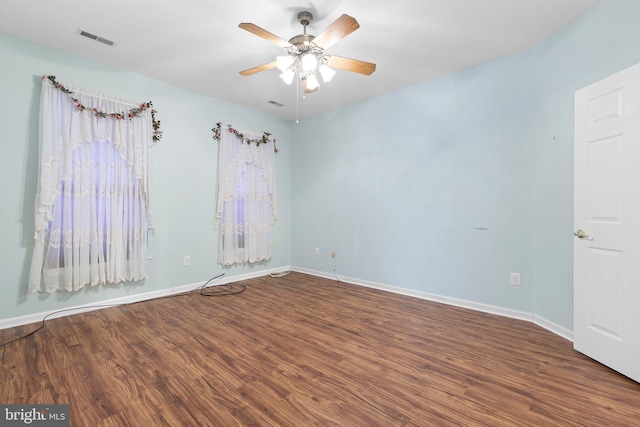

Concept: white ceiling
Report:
left=0, top=0, right=597, bottom=121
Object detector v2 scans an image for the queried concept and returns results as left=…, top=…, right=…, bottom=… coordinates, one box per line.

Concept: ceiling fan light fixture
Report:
left=280, top=68, right=296, bottom=85
left=276, top=55, right=295, bottom=72
left=300, top=53, right=318, bottom=72
left=305, top=74, right=320, bottom=91
left=319, top=64, right=336, bottom=83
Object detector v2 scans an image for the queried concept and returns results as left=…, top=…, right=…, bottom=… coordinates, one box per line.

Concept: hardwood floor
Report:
left=2, top=272, right=639, bottom=426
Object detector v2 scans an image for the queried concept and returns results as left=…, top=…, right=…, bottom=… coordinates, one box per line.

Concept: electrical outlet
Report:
left=183, top=256, right=191, bottom=266
left=510, top=272, right=521, bottom=286
left=314, top=247, right=320, bottom=256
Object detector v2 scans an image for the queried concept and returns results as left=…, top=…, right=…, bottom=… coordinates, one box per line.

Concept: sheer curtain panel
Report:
left=29, top=77, right=153, bottom=293
left=215, top=126, right=276, bottom=265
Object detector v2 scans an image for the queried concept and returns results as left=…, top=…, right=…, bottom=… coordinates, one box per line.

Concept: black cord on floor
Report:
left=198, top=273, right=246, bottom=296
left=199, top=282, right=246, bottom=296
left=1, top=273, right=241, bottom=352
left=2, top=304, right=122, bottom=348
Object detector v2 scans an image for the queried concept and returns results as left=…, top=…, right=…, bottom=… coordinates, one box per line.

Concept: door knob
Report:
left=574, top=229, right=589, bottom=238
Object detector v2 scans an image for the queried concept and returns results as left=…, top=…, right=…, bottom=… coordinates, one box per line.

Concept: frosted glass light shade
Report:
left=300, top=53, right=318, bottom=72
left=276, top=55, right=295, bottom=72
left=319, top=64, right=336, bottom=82
left=305, top=74, right=319, bottom=90
left=280, top=68, right=296, bottom=85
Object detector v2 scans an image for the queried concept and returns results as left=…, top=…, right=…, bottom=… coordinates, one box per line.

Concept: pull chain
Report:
left=296, top=69, right=299, bottom=123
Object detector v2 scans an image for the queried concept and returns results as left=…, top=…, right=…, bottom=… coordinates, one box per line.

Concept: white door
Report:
left=574, top=63, right=640, bottom=383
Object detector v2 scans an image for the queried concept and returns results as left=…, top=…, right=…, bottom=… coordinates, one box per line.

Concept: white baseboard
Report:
left=534, top=314, right=573, bottom=342
left=0, top=265, right=293, bottom=331
left=292, top=266, right=574, bottom=343
left=3, top=265, right=573, bottom=344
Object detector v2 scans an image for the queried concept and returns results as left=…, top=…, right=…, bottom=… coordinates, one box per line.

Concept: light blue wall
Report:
left=292, top=50, right=535, bottom=313
left=0, top=32, right=291, bottom=322
left=291, top=0, right=640, bottom=331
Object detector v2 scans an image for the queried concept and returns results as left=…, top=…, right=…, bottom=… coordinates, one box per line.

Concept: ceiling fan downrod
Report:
left=297, top=11, right=313, bottom=33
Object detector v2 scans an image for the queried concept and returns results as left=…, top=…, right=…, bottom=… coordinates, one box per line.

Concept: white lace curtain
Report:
left=215, top=125, right=276, bottom=265
left=29, top=77, right=153, bottom=293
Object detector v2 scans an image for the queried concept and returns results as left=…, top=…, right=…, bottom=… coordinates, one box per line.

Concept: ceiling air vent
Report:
left=268, top=100, right=284, bottom=107
left=78, top=29, right=115, bottom=46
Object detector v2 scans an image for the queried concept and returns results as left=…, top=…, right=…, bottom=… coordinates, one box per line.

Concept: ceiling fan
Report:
left=239, top=11, right=376, bottom=93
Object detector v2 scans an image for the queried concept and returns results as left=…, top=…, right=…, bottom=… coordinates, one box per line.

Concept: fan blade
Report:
left=239, top=23, right=294, bottom=49
left=240, top=61, right=277, bottom=76
left=326, top=55, right=376, bottom=75
left=302, top=80, right=318, bottom=94
left=311, top=14, right=360, bottom=50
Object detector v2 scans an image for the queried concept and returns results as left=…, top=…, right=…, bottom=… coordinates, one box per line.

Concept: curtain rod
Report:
left=44, top=76, right=139, bottom=108
left=70, top=87, right=139, bottom=108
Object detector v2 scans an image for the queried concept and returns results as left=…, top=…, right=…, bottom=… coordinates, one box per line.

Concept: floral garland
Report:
left=212, top=122, right=278, bottom=153
left=43, top=75, right=163, bottom=142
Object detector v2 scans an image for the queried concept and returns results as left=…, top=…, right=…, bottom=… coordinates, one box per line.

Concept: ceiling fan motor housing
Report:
left=288, top=34, right=315, bottom=50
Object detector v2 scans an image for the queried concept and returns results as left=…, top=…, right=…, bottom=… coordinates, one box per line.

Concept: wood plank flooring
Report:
left=1, top=272, right=639, bottom=426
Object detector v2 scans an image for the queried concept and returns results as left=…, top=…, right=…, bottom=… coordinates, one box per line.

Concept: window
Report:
left=214, top=124, right=276, bottom=265
left=29, top=76, right=153, bottom=293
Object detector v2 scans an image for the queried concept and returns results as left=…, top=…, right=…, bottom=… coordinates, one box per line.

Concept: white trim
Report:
left=0, top=265, right=292, bottom=331
left=3, top=265, right=574, bottom=344
left=534, top=314, right=573, bottom=342
left=292, top=266, right=574, bottom=343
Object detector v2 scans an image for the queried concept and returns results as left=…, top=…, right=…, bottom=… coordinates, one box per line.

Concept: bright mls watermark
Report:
left=1, top=405, right=69, bottom=426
